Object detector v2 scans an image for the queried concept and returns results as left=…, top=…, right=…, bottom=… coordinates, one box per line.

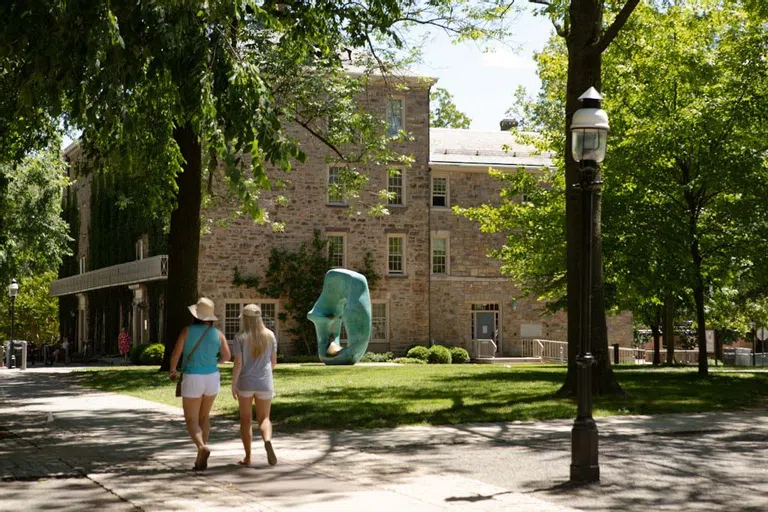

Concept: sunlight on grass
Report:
left=74, top=364, right=768, bottom=431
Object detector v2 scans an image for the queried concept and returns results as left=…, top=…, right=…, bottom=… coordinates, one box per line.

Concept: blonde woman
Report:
left=231, top=304, right=278, bottom=466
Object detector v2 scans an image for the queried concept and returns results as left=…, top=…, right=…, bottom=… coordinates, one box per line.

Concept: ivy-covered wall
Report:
left=88, top=172, right=168, bottom=269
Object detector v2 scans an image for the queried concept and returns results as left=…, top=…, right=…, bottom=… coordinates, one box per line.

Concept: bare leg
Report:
left=255, top=398, right=276, bottom=465
left=238, top=396, right=254, bottom=464
left=199, top=394, right=216, bottom=445
left=182, top=397, right=205, bottom=450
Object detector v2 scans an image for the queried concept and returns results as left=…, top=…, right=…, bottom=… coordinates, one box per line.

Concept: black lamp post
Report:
left=569, top=87, right=609, bottom=483
left=9, top=279, right=18, bottom=345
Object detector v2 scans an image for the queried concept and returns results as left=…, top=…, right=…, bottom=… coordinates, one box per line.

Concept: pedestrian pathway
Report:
left=3, top=367, right=768, bottom=511
left=0, top=369, right=575, bottom=511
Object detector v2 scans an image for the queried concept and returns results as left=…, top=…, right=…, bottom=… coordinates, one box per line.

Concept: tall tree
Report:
left=1, top=1, right=514, bottom=368
left=430, top=87, right=472, bottom=129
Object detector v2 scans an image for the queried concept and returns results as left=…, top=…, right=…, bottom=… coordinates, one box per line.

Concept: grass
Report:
left=74, top=364, right=768, bottom=432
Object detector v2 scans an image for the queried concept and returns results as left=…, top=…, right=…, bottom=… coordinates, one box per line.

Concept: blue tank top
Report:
left=182, top=324, right=221, bottom=375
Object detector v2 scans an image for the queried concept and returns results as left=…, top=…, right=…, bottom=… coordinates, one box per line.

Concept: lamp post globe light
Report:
left=569, top=87, right=609, bottom=484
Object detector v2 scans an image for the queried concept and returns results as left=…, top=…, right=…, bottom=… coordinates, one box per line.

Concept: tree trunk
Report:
left=714, top=329, right=723, bottom=365
left=160, top=123, right=202, bottom=371
left=651, top=306, right=661, bottom=365
left=558, top=0, right=623, bottom=396
left=664, top=294, right=675, bottom=364
left=692, top=256, right=709, bottom=377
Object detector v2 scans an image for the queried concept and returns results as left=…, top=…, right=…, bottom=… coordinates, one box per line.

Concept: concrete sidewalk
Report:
left=3, top=367, right=768, bottom=511
left=0, top=369, right=575, bottom=511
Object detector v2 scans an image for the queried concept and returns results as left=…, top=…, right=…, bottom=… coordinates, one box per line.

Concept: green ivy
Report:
left=232, top=230, right=380, bottom=355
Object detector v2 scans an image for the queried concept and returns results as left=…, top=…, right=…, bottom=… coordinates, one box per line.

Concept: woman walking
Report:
left=231, top=304, right=278, bottom=466
left=169, top=297, right=231, bottom=470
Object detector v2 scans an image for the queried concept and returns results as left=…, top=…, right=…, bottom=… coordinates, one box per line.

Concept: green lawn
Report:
left=74, top=364, right=768, bottom=431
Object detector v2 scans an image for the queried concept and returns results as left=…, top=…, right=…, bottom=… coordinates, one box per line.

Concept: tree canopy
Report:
left=430, top=87, right=472, bottom=129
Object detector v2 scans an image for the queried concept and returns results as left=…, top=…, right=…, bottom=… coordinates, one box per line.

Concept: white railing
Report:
left=521, top=338, right=568, bottom=363
left=50, top=255, right=168, bottom=297
left=472, top=339, right=497, bottom=359
left=617, top=347, right=638, bottom=364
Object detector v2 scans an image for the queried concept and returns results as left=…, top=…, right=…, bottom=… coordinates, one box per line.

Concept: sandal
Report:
left=264, top=441, right=277, bottom=466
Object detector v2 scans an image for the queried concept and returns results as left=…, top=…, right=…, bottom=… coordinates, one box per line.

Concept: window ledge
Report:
left=387, top=204, right=407, bottom=209
left=431, top=206, right=451, bottom=211
left=327, top=203, right=349, bottom=208
left=386, top=273, right=408, bottom=278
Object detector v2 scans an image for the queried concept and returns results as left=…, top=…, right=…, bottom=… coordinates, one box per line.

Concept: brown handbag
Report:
left=175, top=326, right=212, bottom=397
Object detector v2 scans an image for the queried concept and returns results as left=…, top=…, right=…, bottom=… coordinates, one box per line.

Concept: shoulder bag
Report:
left=175, top=326, right=212, bottom=397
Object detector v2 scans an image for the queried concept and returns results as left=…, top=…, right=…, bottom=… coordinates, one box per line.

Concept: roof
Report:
left=429, top=128, right=553, bottom=169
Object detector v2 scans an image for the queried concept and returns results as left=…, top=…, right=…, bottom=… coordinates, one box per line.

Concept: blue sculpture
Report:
left=307, top=269, right=372, bottom=365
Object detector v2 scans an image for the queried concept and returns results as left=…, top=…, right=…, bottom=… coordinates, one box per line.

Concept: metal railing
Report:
left=521, top=338, right=568, bottom=363
left=472, top=339, right=498, bottom=359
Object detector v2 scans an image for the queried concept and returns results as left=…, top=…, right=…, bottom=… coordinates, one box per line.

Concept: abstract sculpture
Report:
left=307, top=269, right=372, bottom=365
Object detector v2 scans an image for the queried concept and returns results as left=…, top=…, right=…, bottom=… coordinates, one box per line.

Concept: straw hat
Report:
left=239, top=303, right=261, bottom=319
left=188, top=297, right=218, bottom=321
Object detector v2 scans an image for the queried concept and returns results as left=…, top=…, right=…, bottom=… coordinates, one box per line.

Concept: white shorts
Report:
left=181, top=372, right=220, bottom=398
left=237, top=390, right=275, bottom=400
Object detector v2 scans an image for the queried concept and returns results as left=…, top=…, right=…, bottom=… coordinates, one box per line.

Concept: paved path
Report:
left=2, top=367, right=768, bottom=511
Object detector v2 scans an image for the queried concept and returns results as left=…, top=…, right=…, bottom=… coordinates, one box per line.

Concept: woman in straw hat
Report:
left=169, top=297, right=231, bottom=470
left=231, top=303, right=278, bottom=466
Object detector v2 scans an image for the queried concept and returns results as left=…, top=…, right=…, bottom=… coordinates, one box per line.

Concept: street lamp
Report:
left=569, top=87, right=609, bottom=484
left=9, top=279, right=18, bottom=345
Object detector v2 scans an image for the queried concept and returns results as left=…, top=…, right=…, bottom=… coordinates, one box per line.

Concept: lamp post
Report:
left=9, top=278, right=18, bottom=345
left=569, top=87, right=609, bottom=483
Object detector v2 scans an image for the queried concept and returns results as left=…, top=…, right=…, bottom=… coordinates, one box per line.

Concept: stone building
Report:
left=52, top=75, right=632, bottom=357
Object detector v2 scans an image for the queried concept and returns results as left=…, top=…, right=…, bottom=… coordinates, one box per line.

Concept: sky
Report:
left=414, top=8, right=553, bottom=131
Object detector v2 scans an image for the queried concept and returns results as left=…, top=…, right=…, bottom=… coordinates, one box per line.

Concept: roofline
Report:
left=429, top=162, right=551, bottom=173
left=347, top=71, right=438, bottom=87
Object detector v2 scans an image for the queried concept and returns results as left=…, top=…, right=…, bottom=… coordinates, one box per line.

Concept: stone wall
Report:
left=198, top=79, right=433, bottom=355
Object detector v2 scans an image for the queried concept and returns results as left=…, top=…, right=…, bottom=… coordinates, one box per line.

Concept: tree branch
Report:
left=595, top=0, right=641, bottom=54
left=294, top=118, right=346, bottom=162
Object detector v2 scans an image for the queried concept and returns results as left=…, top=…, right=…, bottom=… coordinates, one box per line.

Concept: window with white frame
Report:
left=387, top=234, right=405, bottom=275
left=328, top=166, right=346, bottom=204
left=224, top=302, right=278, bottom=341
left=327, top=233, right=346, bottom=268
left=386, top=99, right=404, bottom=136
left=432, top=176, right=448, bottom=207
left=432, top=237, right=448, bottom=275
left=371, top=302, right=388, bottom=342
left=225, top=303, right=241, bottom=341
left=387, top=169, right=404, bottom=206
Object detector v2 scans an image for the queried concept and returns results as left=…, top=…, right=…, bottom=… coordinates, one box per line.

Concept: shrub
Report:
left=129, top=343, right=151, bottom=365
left=450, top=347, right=471, bottom=364
left=428, top=345, right=452, bottom=364
left=406, top=346, right=430, bottom=361
left=360, top=352, right=394, bottom=363
left=276, top=354, right=321, bottom=364
left=139, top=343, right=165, bottom=365
left=393, top=357, right=427, bottom=365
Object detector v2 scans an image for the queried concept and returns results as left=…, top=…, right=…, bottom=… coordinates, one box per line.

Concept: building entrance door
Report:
left=474, top=312, right=496, bottom=341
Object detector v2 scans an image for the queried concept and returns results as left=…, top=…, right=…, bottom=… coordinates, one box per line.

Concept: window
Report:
left=371, top=302, right=388, bottom=342
left=386, top=99, right=403, bottom=136
left=387, top=235, right=405, bottom=275
left=79, top=257, right=86, bottom=274
left=432, top=237, right=448, bottom=275
left=327, top=234, right=346, bottom=268
left=136, top=239, right=144, bottom=260
left=261, top=303, right=276, bottom=332
left=224, top=302, right=278, bottom=341
left=225, top=303, right=241, bottom=341
left=432, top=176, right=448, bottom=207
left=328, top=166, right=346, bottom=204
left=387, top=169, right=404, bottom=206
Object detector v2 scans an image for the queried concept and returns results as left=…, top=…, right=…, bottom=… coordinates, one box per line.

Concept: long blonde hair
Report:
left=241, top=305, right=273, bottom=358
